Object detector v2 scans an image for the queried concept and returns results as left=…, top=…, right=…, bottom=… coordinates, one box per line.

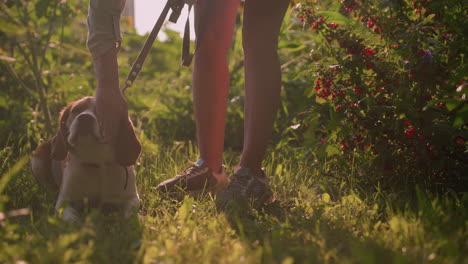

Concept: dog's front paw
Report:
left=62, top=206, right=81, bottom=222
left=122, top=197, right=140, bottom=219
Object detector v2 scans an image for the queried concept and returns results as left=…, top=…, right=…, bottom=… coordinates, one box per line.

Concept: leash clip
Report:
left=168, top=1, right=182, bottom=23
left=169, top=0, right=194, bottom=23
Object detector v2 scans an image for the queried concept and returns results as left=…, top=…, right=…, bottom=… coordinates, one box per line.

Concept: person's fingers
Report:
left=98, top=109, right=128, bottom=144
left=103, top=116, right=118, bottom=143
left=94, top=92, right=129, bottom=144
left=97, top=111, right=109, bottom=142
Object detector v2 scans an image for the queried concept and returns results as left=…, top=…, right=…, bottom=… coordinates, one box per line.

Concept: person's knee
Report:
left=195, top=0, right=238, bottom=56
left=242, top=29, right=278, bottom=55
left=242, top=0, right=288, bottom=55
left=196, top=29, right=233, bottom=57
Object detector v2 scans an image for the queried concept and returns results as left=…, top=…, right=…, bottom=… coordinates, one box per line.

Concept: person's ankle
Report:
left=196, top=159, right=223, bottom=175
left=235, top=165, right=265, bottom=178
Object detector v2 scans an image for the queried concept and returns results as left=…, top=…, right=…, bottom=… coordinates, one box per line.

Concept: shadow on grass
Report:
left=221, top=201, right=407, bottom=263
left=2, top=208, right=143, bottom=263
left=2, top=169, right=143, bottom=263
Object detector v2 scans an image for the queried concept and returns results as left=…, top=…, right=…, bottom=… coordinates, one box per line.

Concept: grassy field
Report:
left=1, top=141, right=466, bottom=264
left=1, top=0, right=467, bottom=262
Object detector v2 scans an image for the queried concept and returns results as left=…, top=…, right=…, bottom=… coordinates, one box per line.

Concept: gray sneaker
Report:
left=215, top=168, right=273, bottom=210
left=157, top=160, right=227, bottom=196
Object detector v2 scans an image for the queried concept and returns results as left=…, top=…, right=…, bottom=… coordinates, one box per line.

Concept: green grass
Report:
left=1, top=142, right=467, bottom=263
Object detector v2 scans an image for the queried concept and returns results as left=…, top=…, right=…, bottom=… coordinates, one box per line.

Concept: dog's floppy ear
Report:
left=31, top=140, right=53, bottom=186
left=51, top=105, right=71, bottom=160
left=115, top=117, right=141, bottom=166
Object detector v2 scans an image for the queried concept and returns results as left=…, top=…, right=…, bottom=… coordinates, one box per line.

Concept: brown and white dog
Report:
left=31, top=97, right=142, bottom=221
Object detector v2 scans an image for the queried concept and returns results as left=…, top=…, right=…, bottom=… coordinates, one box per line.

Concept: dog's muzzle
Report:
left=76, top=114, right=95, bottom=136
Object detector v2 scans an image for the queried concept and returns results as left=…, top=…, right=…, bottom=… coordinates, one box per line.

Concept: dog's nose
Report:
left=76, top=114, right=95, bottom=134
left=77, top=114, right=94, bottom=125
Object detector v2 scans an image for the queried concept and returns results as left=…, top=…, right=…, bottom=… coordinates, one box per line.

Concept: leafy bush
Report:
left=292, top=0, right=467, bottom=189
left=0, top=0, right=92, bottom=150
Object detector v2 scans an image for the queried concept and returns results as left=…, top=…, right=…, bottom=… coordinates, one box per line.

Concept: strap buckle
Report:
left=168, top=0, right=195, bottom=23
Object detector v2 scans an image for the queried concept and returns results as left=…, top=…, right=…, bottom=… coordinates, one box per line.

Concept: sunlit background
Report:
left=133, top=0, right=194, bottom=39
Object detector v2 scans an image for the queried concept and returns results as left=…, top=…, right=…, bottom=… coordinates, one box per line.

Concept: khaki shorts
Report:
left=87, top=0, right=126, bottom=57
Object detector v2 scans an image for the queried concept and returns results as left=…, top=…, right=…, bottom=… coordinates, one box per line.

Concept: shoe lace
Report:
left=226, top=170, right=251, bottom=193
left=176, top=163, right=204, bottom=179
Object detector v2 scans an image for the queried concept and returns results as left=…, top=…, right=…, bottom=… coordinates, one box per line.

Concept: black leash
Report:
left=121, top=0, right=195, bottom=93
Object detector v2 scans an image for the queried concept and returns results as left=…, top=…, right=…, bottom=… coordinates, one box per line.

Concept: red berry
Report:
left=405, top=128, right=415, bottom=138
left=436, top=102, right=446, bottom=109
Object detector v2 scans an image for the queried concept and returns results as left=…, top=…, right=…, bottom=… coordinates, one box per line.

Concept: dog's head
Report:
left=51, top=96, right=141, bottom=166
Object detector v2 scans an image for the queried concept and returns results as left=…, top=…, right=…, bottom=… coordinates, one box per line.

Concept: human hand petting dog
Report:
left=93, top=46, right=128, bottom=144
left=95, top=89, right=128, bottom=143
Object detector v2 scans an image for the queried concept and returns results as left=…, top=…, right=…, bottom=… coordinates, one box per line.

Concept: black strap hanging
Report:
left=122, top=0, right=195, bottom=93
left=181, top=4, right=194, bottom=66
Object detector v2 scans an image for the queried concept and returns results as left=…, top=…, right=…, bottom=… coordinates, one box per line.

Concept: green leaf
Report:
left=325, top=145, right=340, bottom=156
left=322, top=193, right=331, bottom=203
left=317, top=11, right=351, bottom=25
left=453, top=104, right=468, bottom=128
left=315, top=96, right=327, bottom=104
left=445, top=99, right=461, bottom=111
left=422, top=14, right=436, bottom=24
left=279, top=42, right=308, bottom=53
left=0, top=96, right=8, bottom=108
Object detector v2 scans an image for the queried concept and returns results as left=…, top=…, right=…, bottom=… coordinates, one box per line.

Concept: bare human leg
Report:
left=239, top=0, right=290, bottom=175
left=156, top=0, right=241, bottom=195
left=192, top=0, right=240, bottom=173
